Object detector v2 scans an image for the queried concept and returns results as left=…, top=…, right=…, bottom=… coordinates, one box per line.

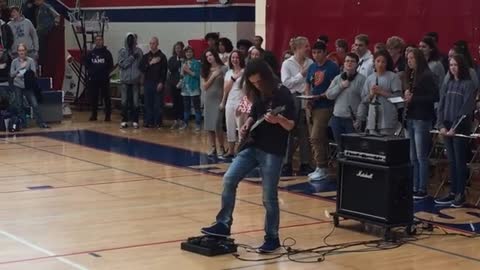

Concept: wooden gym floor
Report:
left=0, top=112, right=478, bottom=270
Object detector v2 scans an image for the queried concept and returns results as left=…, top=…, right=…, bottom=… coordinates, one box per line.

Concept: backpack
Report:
left=24, top=69, right=42, bottom=103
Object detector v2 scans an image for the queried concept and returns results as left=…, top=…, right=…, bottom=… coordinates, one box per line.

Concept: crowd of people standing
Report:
left=83, top=29, right=480, bottom=210
left=0, top=1, right=59, bottom=130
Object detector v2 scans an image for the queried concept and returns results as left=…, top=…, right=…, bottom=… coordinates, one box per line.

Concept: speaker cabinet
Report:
left=336, top=159, right=413, bottom=225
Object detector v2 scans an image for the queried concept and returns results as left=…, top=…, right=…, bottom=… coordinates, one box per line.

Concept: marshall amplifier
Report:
left=336, top=159, right=413, bottom=225
left=342, top=133, right=409, bottom=165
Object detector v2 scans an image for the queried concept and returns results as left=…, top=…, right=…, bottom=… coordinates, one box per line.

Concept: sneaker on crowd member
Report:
left=434, top=193, right=455, bottom=205
left=297, top=163, right=313, bottom=176
left=170, top=120, right=179, bottom=130
left=309, top=167, right=328, bottom=181
left=451, top=194, right=466, bottom=208
left=413, top=191, right=428, bottom=200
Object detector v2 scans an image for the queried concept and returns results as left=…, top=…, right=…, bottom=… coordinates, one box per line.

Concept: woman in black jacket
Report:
left=167, top=41, right=185, bottom=129
left=404, top=48, right=439, bottom=200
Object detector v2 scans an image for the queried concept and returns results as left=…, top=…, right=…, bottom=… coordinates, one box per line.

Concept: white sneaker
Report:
left=132, top=122, right=139, bottom=129
left=309, top=168, right=328, bottom=181
left=170, top=120, right=178, bottom=130
left=178, top=121, right=187, bottom=130
left=308, top=167, right=321, bottom=177
left=120, top=122, right=128, bottom=128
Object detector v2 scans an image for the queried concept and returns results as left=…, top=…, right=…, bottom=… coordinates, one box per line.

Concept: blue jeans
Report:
left=121, top=83, right=139, bottom=122
left=443, top=136, right=469, bottom=196
left=143, top=80, right=163, bottom=126
left=329, top=116, right=355, bottom=152
left=15, top=87, right=44, bottom=127
left=406, top=119, right=432, bottom=193
left=183, top=95, right=201, bottom=126
left=216, top=147, right=283, bottom=239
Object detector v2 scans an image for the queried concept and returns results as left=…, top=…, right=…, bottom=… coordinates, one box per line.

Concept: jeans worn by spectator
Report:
left=121, top=83, right=139, bottom=123
left=406, top=119, right=432, bottom=193
left=143, top=80, right=163, bottom=126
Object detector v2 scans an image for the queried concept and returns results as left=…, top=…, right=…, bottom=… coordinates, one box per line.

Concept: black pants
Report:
left=170, top=83, right=184, bottom=120
left=89, top=79, right=111, bottom=118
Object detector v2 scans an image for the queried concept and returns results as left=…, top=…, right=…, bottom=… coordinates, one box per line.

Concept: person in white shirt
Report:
left=280, top=36, right=313, bottom=175
left=353, top=34, right=374, bottom=80
left=220, top=50, right=245, bottom=158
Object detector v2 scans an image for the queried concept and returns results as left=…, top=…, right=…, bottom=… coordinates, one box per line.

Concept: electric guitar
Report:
left=237, top=105, right=286, bottom=153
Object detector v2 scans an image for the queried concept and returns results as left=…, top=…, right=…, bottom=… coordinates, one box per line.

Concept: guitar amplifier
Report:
left=336, top=159, right=413, bottom=225
left=342, top=133, right=409, bottom=165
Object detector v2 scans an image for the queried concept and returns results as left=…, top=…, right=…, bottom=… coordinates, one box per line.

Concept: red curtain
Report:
left=44, top=20, right=65, bottom=90
left=266, top=0, right=480, bottom=61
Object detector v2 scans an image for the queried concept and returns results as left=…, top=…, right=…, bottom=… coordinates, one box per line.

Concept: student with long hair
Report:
left=220, top=50, right=245, bottom=158
left=218, top=37, right=233, bottom=64
left=404, top=48, right=439, bottom=199
left=167, top=41, right=185, bottom=129
left=249, top=47, right=265, bottom=60
left=362, top=50, right=402, bottom=135
left=201, top=60, right=295, bottom=253
left=419, top=36, right=445, bottom=88
left=442, top=42, right=479, bottom=92
left=179, top=46, right=202, bottom=131
left=201, top=48, right=228, bottom=157
left=335, top=38, right=348, bottom=60
left=435, top=55, right=477, bottom=207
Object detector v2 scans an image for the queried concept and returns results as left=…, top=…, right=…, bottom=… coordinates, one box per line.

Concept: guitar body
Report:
left=236, top=105, right=286, bottom=154
left=236, top=133, right=254, bottom=154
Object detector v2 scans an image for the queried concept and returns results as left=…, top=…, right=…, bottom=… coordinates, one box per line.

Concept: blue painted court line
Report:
left=27, top=185, right=53, bottom=190
left=40, top=130, right=230, bottom=167
left=11, top=135, right=328, bottom=223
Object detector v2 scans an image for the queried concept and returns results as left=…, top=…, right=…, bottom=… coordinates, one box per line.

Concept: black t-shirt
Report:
left=248, top=85, right=295, bottom=157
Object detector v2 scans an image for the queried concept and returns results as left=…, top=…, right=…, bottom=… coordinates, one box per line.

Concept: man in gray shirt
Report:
left=8, top=6, right=38, bottom=59
left=326, top=53, right=366, bottom=153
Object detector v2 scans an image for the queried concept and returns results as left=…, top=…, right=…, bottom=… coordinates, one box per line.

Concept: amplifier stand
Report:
left=331, top=212, right=417, bottom=241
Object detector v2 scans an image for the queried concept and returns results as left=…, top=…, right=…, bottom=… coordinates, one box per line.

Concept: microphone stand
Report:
left=370, top=76, right=381, bottom=135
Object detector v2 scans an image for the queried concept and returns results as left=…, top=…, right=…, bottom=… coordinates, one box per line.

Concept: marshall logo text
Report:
left=356, top=170, right=373, bottom=180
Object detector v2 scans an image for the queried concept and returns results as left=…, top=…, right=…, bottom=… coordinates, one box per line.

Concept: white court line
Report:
left=0, top=230, right=89, bottom=270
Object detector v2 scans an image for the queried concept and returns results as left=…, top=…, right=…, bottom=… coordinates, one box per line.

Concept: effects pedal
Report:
left=181, top=235, right=237, bottom=256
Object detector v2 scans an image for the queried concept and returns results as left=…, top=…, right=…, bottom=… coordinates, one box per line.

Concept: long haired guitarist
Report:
left=201, top=60, right=295, bottom=253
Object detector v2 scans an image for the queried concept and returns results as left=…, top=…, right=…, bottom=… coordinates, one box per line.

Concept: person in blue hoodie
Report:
left=117, top=33, right=143, bottom=128
left=85, top=35, right=113, bottom=121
